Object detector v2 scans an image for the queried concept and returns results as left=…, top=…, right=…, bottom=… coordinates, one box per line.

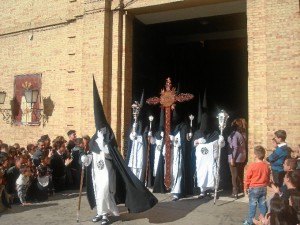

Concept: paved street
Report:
left=0, top=189, right=248, bottom=225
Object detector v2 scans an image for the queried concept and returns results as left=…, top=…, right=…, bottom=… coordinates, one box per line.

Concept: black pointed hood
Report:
left=139, top=89, right=144, bottom=109
left=202, top=88, right=207, bottom=109
left=196, top=93, right=202, bottom=128
left=90, top=76, right=116, bottom=153
left=199, top=89, right=208, bottom=133
left=93, top=76, right=108, bottom=130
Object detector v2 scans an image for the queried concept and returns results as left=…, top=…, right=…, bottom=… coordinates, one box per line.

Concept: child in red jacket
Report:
left=243, top=145, right=271, bottom=225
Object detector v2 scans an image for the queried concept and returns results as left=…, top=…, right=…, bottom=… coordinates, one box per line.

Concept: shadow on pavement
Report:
left=110, top=196, right=210, bottom=224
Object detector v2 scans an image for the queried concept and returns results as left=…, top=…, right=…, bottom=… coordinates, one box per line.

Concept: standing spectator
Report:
left=5, top=155, right=26, bottom=203
left=66, top=130, right=76, bottom=154
left=295, top=144, right=300, bottom=170
left=32, top=139, right=46, bottom=167
left=16, top=165, right=33, bottom=205
left=82, top=135, right=91, bottom=153
left=26, top=144, right=35, bottom=159
left=289, top=189, right=300, bottom=224
left=0, top=143, right=8, bottom=153
left=8, top=146, right=17, bottom=164
left=269, top=158, right=298, bottom=212
left=227, top=118, right=247, bottom=198
left=13, top=143, right=21, bottom=155
left=65, top=131, right=76, bottom=188
left=0, top=169, right=10, bottom=211
left=243, top=146, right=270, bottom=225
left=266, top=130, right=289, bottom=188
left=40, top=134, right=52, bottom=151
left=49, top=140, right=72, bottom=192
left=70, top=138, right=83, bottom=189
left=0, top=153, right=11, bottom=211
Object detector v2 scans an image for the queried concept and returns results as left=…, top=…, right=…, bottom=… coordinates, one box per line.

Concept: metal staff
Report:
left=77, top=164, right=85, bottom=222
left=145, top=115, right=154, bottom=186
left=186, top=114, right=194, bottom=141
left=214, top=110, right=229, bottom=204
left=130, top=101, right=141, bottom=169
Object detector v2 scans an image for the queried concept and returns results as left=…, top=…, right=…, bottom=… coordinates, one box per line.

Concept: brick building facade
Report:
left=0, top=0, right=299, bottom=160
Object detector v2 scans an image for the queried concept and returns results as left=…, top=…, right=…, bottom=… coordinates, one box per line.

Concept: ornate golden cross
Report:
left=146, top=77, right=193, bottom=190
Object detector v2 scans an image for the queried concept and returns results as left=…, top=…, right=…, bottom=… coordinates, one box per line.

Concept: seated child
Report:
left=28, top=165, right=49, bottom=202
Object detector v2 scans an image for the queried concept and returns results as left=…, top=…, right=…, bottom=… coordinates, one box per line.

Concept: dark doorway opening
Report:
left=132, top=12, right=248, bottom=191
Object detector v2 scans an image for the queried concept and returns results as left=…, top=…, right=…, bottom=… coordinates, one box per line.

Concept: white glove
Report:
left=218, top=135, right=225, bottom=148
left=132, top=131, right=137, bottom=138
left=130, top=132, right=137, bottom=140
left=148, top=131, right=152, bottom=137
left=198, top=137, right=206, bottom=144
left=81, top=154, right=92, bottom=167
left=160, top=131, right=164, bottom=138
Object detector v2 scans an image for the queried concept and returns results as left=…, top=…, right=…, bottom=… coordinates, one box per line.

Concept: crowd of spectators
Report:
left=0, top=128, right=299, bottom=225
left=243, top=130, right=300, bottom=225
left=0, top=130, right=90, bottom=211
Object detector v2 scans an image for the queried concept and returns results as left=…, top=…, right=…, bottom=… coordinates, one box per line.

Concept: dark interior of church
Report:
left=132, top=12, right=248, bottom=190
left=132, top=12, right=248, bottom=129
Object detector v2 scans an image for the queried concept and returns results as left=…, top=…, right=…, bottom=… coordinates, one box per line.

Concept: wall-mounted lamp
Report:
left=0, top=91, right=15, bottom=124
left=23, top=89, right=48, bottom=126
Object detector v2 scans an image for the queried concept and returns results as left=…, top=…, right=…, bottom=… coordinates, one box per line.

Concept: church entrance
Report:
left=130, top=3, right=247, bottom=191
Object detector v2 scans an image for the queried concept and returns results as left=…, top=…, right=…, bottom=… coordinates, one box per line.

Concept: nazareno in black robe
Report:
left=86, top=77, right=158, bottom=214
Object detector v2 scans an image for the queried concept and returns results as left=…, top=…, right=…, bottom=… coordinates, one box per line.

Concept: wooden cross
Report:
left=146, top=77, right=193, bottom=190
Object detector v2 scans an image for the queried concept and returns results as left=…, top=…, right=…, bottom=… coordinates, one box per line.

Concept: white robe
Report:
left=169, top=133, right=183, bottom=195
left=195, top=139, right=219, bottom=192
left=127, top=133, right=144, bottom=181
left=91, top=151, right=119, bottom=216
left=153, top=138, right=163, bottom=177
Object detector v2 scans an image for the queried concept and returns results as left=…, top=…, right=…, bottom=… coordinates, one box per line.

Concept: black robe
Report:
left=86, top=128, right=158, bottom=214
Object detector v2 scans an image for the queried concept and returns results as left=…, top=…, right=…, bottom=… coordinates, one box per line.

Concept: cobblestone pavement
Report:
left=0, top=189, right=248, bottom=225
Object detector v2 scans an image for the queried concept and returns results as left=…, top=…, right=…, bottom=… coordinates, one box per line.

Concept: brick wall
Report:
left=0, top=0, right=107, bottom=145
left=0, top=0, right=299, bottom=161
left=247, top=0, right=300, bottom=161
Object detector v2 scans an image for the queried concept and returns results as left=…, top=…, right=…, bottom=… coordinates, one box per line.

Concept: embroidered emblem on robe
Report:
left=201, top=147, right=209, bottom=155
left=97, top=160, right=104, bottom=170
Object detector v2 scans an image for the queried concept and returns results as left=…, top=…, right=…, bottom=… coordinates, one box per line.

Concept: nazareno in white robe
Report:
left=160, top=133, right=183, bottom=195
left=127, top=133, right=144, bottom=181
left=91, top=151, right=119, bottom=216
left=194, top=138, right=224, bottom=193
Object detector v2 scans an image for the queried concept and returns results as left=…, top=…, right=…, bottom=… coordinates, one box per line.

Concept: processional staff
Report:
left=146, top=77, right=193, bottom=190
left=214, top=110, right=229, bottom=204
left=130, top=99, right=142, bottom=170
left=145, top=115, right=154, bottom=186
left=186, top=114, right=194, bottom=141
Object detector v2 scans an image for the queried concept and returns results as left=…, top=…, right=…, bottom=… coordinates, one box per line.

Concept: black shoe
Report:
left=101, top=218, right=109, bottom=225
left=92, top=215, right=102, bottom=222
left=230, top=194, right=238, bottom=199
